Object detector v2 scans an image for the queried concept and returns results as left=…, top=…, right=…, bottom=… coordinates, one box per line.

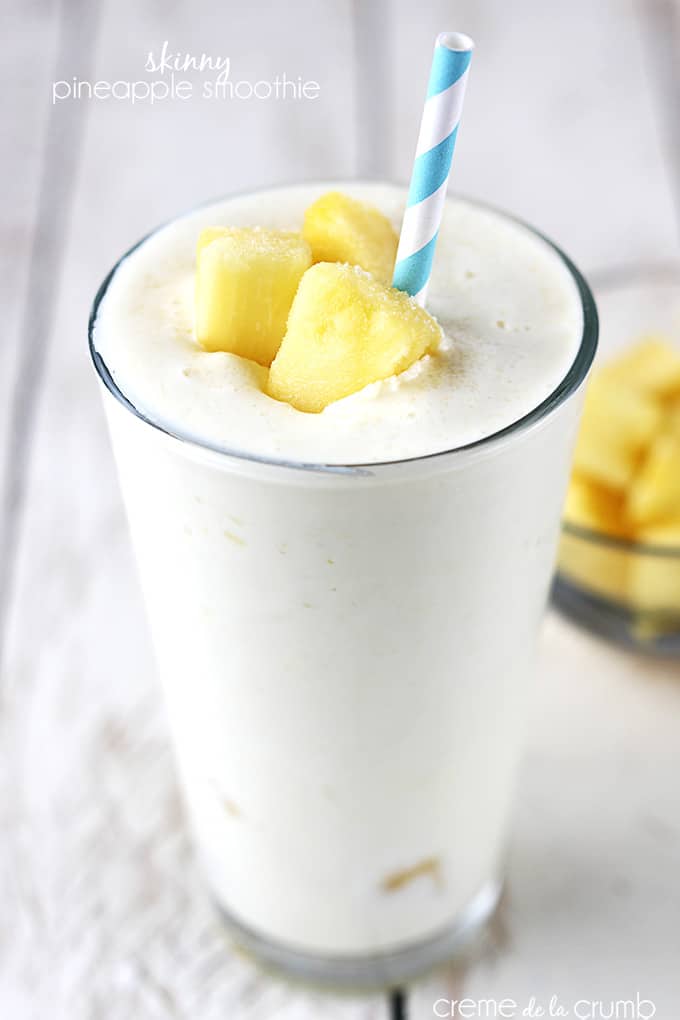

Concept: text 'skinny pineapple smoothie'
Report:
left=91, top=182, right=597, bottom=987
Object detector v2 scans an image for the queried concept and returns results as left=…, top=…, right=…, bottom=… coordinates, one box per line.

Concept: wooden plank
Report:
left=638, top=0, right=680, bottom=240
left=0, top=0, right=57, bottom=492
left=0, top=1, right=95, bottom=1015
left=352, top=0, right=393, bottom=178
left=0, top=0, right=62, bottom=631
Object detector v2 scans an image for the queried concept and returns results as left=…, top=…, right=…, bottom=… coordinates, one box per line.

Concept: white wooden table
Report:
left=2, top=1, right=680, bottom=1016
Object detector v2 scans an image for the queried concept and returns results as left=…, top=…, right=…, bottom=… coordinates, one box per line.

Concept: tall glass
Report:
left=90, top=192, right=597, bottom=989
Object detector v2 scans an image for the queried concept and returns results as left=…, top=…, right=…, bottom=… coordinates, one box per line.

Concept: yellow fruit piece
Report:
left=627, top=432, right=680, bottom=525
left=601, top=335, right=680, bottom=398
left=559, top=476, right=629, bottom=602
left=558, top=533, right=629, bottom=605
left=663, top=401, right=680, bottom=437
left=268, top=263, right=441, bottom=413
left=195, top=227, right=311, bottom=366
left=628, top=520, right=680, bottom=613
left=303, top=191, right=398, bottom=284
left=196, top=226, right=233, bottom=256
left=564, top=475, right=629, bottom=537
left=571, top=373, right=662, bottom=491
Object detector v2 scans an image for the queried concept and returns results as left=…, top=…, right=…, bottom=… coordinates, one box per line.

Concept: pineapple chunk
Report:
left=601, top=336, right=680, bottom=398
left=559, top=476, right=629, bottom=602
left=195, top=227, right=311, bottom=366
left=558, top=533, right=629, bottom=605
left=268, top=263, right=441, bottom=413
left=564, top=475, right=629, bottom=537
left=572, top=373, right=662, bottom=490
left=303, top=192, right=398, bottom=284
left=627, top=432, right=680, bottom=525
left=663, top=401, right=680, bottom=438
left=196, top=226, right=235, bottom=256
left=628, top=520, right=680, bottom=613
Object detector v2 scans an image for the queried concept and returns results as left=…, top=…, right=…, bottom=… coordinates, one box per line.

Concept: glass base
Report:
left=552, top=575, right=680, bottom=656
left=214, top=879, right=502, bottom=991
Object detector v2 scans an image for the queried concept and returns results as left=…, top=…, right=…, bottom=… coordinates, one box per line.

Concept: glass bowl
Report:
left=552, top=264, right=680, bottom=655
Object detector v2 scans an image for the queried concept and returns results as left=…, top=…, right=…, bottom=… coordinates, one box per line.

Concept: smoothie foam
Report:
left=94, top=183, right=583, bottom=464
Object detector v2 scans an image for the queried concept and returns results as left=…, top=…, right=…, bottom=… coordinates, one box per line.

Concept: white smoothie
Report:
left=95, top=183, right=582, bottom=465
left=92, top=184, right=592, bottom=971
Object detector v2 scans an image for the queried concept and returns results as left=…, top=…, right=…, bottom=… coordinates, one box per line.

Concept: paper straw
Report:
left=392, top=32, right=474, bottom=305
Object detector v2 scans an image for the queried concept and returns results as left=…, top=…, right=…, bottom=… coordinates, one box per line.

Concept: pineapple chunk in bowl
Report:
left=553, top=266, right=680, bottom=655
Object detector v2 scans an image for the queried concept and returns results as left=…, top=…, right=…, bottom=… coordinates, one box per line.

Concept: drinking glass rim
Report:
left=88, top=182, right=598, bottom=477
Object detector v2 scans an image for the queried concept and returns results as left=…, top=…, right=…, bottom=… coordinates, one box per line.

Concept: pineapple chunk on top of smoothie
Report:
left=268, top=263, right=442, bottom=413
left=195, top=227, right=311, bottom=366
left=194, top=193, right=441, bottom=413
left=302, top=191, right=398, bottom=284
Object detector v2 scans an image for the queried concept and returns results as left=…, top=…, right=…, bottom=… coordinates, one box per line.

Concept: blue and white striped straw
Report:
left=392, top=32, right=474, bottom=306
